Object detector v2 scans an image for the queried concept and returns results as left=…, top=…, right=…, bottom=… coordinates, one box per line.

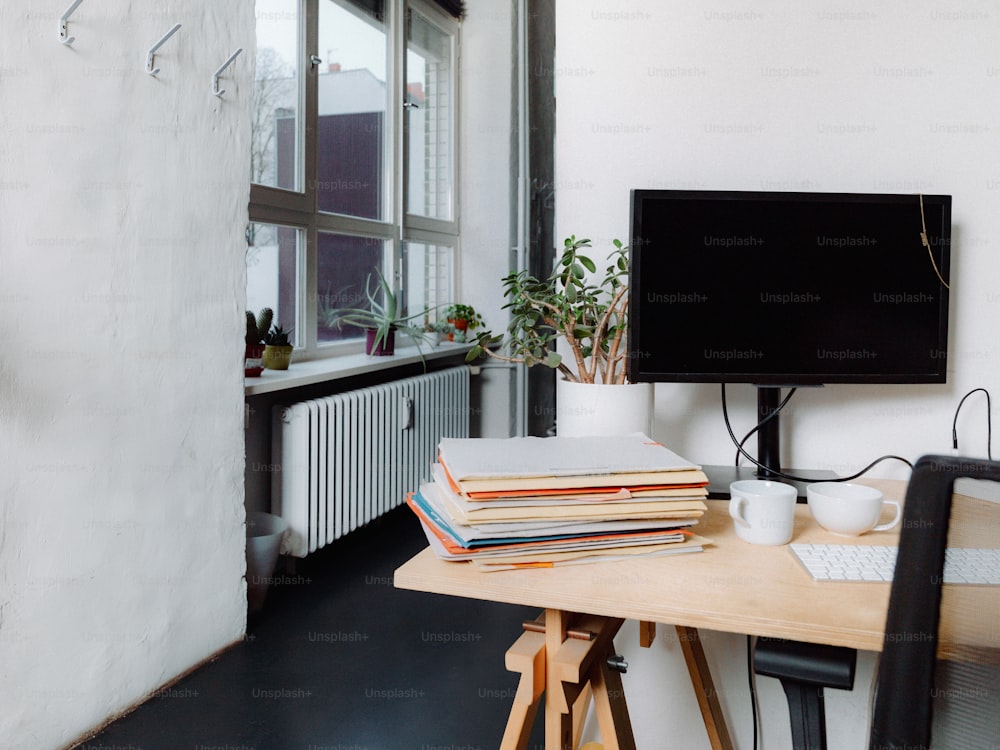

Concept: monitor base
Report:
left=701, top=465, right=840, bottom=502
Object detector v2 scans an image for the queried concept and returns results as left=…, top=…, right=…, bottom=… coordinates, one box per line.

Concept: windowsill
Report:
left=244, top=342, right=475, bottom=396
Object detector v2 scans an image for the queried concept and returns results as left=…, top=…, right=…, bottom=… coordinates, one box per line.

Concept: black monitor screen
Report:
left=627, top=190, right=951, bottom=385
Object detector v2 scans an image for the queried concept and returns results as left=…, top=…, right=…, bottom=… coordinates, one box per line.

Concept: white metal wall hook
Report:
left=59, top=0, right=85, bottom=45
left=146, top=23, right=182, bottom=76
left=212, top=48, right=243, bottom=97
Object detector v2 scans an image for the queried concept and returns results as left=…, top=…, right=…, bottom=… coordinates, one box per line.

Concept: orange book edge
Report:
left=465, top=482, right=709, bottom=500
left=407, top=493, right=694, bottom=558
left=438, top=454, right=707, bottom=500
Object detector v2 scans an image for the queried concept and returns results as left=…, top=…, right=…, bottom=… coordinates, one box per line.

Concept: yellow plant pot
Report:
left=263, top=344, right=293, bottom=370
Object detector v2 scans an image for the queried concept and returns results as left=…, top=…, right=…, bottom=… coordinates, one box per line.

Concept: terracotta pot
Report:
left=245, top=343, right=266, bottom=377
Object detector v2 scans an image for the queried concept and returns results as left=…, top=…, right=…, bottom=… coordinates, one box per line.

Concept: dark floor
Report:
left=76, top=506, right=546, bottom=750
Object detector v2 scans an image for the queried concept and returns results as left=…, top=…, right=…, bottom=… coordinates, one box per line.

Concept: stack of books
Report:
left=406, top=433, right=711, bottom=570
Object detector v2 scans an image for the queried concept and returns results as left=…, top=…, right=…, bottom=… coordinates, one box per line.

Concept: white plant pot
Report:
left=555, top=379, right=654, bottom=437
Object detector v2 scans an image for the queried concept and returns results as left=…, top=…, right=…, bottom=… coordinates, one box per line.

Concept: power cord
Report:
left=951, top=387, right=993, bottom=460
left=721, top=384, right=914, bottom=481
left=735, top=387, right=798, bottom=467
left=746, top=634, right=760, bottom=750
left=919, top=193, right=950, bottom=289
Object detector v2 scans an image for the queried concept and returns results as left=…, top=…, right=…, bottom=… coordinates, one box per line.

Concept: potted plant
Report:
left=468, top=235, right=652, bottom=435
left=325, top=268, right=430, bottom=356
left=468, top=235, right=629, bottom=382
left=425, top=320, right=453, bottom=346
left=262, top=325, right=294, bottom=370
left=444, top=303, right=484, bottom=340
left=245, top=308, right=272, bottom=377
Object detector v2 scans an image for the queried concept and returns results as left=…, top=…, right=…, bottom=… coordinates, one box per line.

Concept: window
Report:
left=246, top=223, right=303, bottom=341
left=250, top=0, right=459, bottom=358
left=406, top=7, right=455, bottom=222
left=251, top=0, right=301, bottom=192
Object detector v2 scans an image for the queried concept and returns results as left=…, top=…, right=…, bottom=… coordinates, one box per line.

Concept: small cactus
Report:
left=246, top=311, right=259, bottom=345
left=256, top=308, right=274, bottom=340
left=246, top=308, right=274, bottom=345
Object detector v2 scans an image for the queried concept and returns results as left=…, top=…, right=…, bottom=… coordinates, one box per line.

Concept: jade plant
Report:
left=467, top=235, right=630, bottom=384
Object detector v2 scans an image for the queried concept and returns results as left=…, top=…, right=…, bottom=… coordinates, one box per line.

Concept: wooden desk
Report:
left=394, top=480, right=999, bottom=746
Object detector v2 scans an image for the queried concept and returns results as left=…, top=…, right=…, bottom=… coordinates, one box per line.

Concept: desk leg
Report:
left=572, top=682, right=593, bottom=748
left=503, top=611, right=636, bottom=750
left=501, top=696, right=542, bottom=750
left=501, top=629, right=546, bottom=750
left=676, top=626, right=734, bottom=750
left=590, top=640, right=637, bottom=750
left=545, top=609, right=575, bottom=750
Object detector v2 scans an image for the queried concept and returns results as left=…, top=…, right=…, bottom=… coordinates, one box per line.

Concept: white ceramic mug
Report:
left=729, top=479, right=798, bottom=545
left=806, top=482, right=901, bottom=536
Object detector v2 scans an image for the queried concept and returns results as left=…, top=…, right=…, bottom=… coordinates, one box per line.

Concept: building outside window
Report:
left=248, top=0, right=459, bottom=357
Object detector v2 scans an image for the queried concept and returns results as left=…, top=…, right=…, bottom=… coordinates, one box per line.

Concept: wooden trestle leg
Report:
left=674, top=625, right=734, bottom=750
left=501, top=610, right=635, bottom=750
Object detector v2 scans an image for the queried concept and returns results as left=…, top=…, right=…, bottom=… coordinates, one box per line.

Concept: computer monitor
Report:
left=627, top=189, right=952, bottom=484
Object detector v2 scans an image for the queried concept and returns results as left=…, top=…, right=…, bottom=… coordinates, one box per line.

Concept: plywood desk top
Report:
left=395, top=479, right=999, bottom=657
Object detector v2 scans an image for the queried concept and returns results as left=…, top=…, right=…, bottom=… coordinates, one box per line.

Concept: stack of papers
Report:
left=406, top=433, right=711, bottom=571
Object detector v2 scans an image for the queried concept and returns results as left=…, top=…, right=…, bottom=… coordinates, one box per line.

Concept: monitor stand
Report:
left=703, top=386, right=837, bottom=501
left=701, top=464, right=838, bottom=501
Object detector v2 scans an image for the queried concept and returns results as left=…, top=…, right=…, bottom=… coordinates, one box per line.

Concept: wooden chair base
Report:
left=501, top=612, right=733, bottom=750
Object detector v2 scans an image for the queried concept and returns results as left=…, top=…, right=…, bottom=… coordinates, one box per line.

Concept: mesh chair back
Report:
left=869, top=454, right=1000, bottom=750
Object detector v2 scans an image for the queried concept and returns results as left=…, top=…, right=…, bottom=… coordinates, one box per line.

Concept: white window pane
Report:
left=253, top=0, right=301, bottom=191
left=317, top=0, right=388, bottom=220
left=407, top=8, right=454, bottom=221
left=317, top=232, right=387, bottom=344
left=246, top=223, right=301, bottom=344
left=405, top=240, right=454, bottom=322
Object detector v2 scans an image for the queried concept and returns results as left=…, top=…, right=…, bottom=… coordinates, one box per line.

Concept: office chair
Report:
left=753, top=636, right=856, bottom=749
left=869, top=454, right=1000, bottom=749
left=755, top=454, right=1000, bottom=750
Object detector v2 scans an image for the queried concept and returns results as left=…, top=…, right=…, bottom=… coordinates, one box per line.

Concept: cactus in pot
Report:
left=244, top=307, right=273, bottom=376
left=263, top=324, right=294, bottom=370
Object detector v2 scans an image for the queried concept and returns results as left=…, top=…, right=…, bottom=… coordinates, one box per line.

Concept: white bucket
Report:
left=246, top=511, right=288, bottom=617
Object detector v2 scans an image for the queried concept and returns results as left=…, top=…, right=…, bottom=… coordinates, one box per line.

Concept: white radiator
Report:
left=272, top=366, right=470, bottom=557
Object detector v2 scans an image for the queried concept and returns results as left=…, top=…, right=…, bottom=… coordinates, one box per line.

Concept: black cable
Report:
left=721, top=384, right=914, bottom=482
left=951, top=387, right=993, bottom=461
left=735, top=387, right=797, bottom=467
left=747, top=634, right=759, bottom=750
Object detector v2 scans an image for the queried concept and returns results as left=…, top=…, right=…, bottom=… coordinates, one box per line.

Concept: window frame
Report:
left=403, top=2, right=460, bottom=233
left=249, top=0, right=460, bottom=360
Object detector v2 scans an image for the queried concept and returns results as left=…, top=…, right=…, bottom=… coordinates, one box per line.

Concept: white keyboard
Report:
left=789, top=543, right=1000, bottom=585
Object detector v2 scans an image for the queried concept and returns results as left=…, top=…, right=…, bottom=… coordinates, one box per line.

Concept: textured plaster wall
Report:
left=0, top=2, right=253, bottom=748
left=556, top=1, right=1000, bottom=747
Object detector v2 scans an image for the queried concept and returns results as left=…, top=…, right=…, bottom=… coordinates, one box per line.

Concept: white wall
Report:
left=0, top=3, right=252, bottom=748
left=556, top=0, right=998, bottom=477
left=556, top=1, right=999, bottom=747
